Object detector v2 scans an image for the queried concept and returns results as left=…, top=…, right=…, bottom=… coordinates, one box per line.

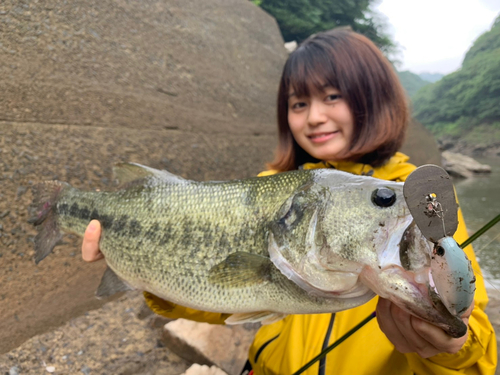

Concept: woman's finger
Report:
left=376, top=298, right=412, bottom=353
left=411, top=314, right=469, bottom=354
left=82, top=220, right=104, bottom=262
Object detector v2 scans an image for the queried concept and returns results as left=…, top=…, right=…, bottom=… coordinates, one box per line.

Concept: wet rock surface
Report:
left=0, top=292, right=191, bottom=375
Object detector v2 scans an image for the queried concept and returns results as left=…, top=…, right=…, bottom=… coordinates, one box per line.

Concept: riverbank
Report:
left=1, top=289, right=498, bottom=374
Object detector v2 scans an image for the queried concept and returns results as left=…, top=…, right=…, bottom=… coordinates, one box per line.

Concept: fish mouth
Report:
left=362, top=219, right=469, bottom=338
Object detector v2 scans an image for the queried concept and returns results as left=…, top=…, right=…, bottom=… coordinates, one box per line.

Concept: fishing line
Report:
left=473, top=231, right=500, bottom=294
left=475, top=230, right=500, bottom=254
left=292, top=212, right=500, bottom=375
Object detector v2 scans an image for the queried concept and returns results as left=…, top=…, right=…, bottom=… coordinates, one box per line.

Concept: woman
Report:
left=82, top=29, right=497, bottom=374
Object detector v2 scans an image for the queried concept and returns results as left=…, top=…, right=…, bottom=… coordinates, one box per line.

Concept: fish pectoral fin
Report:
left=208, top=252, right=273, bottom=288
left=225, top=311, right=286, bottom=325
left=113, top=162, right=185, bottom=187
left=96, top=266, right=134, bottom=298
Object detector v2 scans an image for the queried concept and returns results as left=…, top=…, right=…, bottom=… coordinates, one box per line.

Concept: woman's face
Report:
left=288, top=85, right=354, bottom=162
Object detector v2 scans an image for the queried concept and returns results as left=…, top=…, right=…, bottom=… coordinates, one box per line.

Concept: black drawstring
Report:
left=318, top=314, right=335, bottom=375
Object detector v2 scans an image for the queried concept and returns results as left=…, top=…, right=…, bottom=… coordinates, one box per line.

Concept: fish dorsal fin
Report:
left=96, top=266, right=134, bottom=298
left=225, top=311, right=286, bottom=325
left=113, top=162, right=185, bottom=187
left=208, top=252, right=273, bottom=288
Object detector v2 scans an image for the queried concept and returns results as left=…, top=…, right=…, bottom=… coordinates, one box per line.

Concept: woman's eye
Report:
left=326, top=94, right=341, bottom=101
left=291, top=102, right=306, bottom=110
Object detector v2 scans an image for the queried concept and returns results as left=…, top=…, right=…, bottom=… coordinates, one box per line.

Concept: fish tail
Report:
left=29, top=181, right=70, bottom=264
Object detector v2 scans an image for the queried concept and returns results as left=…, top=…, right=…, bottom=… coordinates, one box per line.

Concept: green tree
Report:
left=397, top=70, right=430, bottom=98
left=250, top=0, right=395, bottom=56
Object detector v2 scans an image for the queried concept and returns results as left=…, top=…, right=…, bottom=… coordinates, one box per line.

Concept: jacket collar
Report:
left=301, top=152, right=416, bottom=182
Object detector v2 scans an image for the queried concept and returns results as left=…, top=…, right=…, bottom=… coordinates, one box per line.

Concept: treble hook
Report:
left=424, top=193, right=447, bottom=239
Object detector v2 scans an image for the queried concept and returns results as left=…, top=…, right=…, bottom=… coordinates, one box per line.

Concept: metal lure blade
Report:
left=403, top=165, right=458, bottom=243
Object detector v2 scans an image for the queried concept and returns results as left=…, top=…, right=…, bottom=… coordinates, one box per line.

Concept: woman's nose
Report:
left=307, top=101, right=327, bottom=126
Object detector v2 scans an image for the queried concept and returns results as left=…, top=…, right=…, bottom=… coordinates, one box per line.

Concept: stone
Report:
left=162, top=319, right=260, bottom=375
left=284, top=41, right=297, bottom=53
left=442, top=151, right=491, bottom=178
left=400, top=119, right=442, bottom=167
left=181, top=364, right=229, bottom=375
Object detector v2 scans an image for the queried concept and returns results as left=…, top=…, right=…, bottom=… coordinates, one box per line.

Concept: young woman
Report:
left=82, top=29, right=496, bottom=374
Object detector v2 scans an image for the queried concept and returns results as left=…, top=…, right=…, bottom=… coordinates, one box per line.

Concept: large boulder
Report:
left=400, top=119, right=442, bottom=167
left=0, top=0, right=286, bottom=138
left=0, top=0, right=286, bottom=354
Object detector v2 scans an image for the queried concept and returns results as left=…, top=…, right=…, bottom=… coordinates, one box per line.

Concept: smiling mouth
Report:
left=308, top=131, right=339, bottom=142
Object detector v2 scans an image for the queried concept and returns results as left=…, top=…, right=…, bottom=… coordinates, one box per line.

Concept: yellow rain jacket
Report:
left=144, top=152, right=497, bottom=375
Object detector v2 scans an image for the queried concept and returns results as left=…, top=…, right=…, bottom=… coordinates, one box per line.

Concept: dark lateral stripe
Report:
left=58, top=202, right=245, bottom=249
left=59, top=203, right=116, bottom=230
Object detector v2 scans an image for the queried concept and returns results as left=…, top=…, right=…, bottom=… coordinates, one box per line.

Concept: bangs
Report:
left=284, top=44, right=340, bottom=98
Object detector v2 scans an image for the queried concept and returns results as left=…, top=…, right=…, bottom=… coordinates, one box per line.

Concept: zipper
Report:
left=318, top=313, right=335, bottom=375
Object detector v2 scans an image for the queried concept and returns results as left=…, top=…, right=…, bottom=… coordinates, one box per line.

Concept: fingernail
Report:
left=87, top=224, right=96, bottom=233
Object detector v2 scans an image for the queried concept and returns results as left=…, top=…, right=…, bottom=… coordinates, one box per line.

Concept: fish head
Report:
left=269, top=170, right=473, bottom=337
left=269, top=171, right=417, bottom=298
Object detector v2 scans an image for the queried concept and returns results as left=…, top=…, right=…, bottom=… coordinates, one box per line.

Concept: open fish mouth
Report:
left=363, top=219, right=474, bottom=338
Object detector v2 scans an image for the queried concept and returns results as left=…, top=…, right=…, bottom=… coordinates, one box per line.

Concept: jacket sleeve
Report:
left=405, top=208, right=497, bottom=374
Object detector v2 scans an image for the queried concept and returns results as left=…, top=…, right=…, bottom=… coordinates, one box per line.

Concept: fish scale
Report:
left=55, top=170, right=334, bottom=312
left=30, top=163, right=472, bottom=336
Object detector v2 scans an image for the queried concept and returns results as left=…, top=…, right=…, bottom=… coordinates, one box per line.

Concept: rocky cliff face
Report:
left=0, top=0, right=287, bottom=355
left=0, top=0, right=286, bottom=138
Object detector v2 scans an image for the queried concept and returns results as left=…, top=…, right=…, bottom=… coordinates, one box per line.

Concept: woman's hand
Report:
left=82, top=220, right=104, bottom=262
left=376, top=298, right=473, bottom=358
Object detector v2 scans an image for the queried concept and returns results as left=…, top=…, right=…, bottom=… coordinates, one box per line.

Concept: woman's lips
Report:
left=308, top=131, right=338, bottom=143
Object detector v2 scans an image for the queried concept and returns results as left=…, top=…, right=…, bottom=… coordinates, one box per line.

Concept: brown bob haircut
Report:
left=268, top=28, right=409, bottom=171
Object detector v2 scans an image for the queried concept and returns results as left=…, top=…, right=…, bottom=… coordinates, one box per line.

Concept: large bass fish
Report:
left=30, top=163, right=474, bottom=338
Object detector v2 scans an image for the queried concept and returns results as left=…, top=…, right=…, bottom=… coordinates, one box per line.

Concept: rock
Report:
left=437, top=138, right=456, bottom=152
left=162, top=319, right=259, bottom=375
left=400, top=119, right=442, bottom=167
left=16, top=186, right=28, bottom=198
left=182, top=364, right=229, bottom=375
left=442, top=151, right=492, bottom=178
left=0, top=0, right=285, bottom=355
left=0, top=293, right=191, bottom=375
left=284, top=41, right=297, bottom=53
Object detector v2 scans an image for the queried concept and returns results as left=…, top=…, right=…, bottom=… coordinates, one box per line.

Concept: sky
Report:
left=374, top=0, right=500, bottom=74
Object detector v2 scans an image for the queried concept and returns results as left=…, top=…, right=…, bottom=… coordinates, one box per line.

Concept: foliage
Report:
left=418, top=72, right=443, bottom=83
left=250, top=0, right=396, bottom=56
left=397, top=70, right=430, bottom=98
left=411, top=14, right=500, bottom=144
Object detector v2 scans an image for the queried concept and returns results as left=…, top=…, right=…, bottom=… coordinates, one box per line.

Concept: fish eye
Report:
left=371, top=188, right=396, bottom=208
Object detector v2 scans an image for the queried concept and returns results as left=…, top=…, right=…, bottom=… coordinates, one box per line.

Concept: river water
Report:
left=454, top=156, right=500, bottom=288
